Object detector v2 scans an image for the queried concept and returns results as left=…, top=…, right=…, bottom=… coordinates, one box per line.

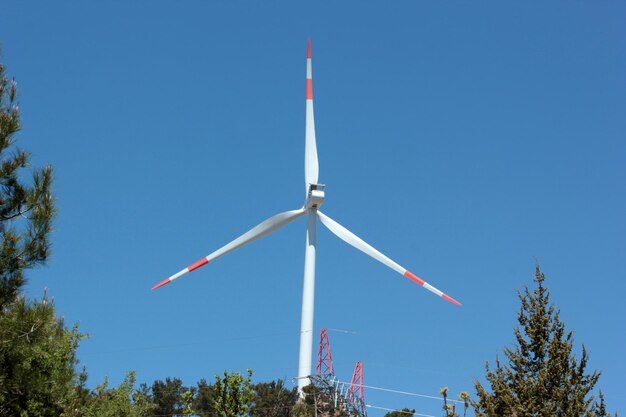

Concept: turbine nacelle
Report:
left=305, top=183, right=325, bottom=210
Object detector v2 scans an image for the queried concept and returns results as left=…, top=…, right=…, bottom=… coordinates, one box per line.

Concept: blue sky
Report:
left=2, top=2, right=625, bottom=416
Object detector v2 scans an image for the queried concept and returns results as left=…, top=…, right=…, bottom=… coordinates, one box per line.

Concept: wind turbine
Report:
left=151, top=40, right=461, bottom=397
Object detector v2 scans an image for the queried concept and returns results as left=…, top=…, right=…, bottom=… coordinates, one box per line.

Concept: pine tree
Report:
left=0, top=56, right=84, bottom=417
left=474, top=266, right=615, bottom=417
left=194, top=378, right=218, bottom=417
left=150, top=377, right=190, bottom=416
left=0, top=60, right=55, bottom=309
left=251, top=380, right=298, bottom=417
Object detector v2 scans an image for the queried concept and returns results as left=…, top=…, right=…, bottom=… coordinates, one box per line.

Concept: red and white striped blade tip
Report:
left=307, top=38, right=311, bottom=58
left=405, top=271, right=461, bottom=306
left=443, top=294, right=462, bottom=306
left=151, top=278, right=171, bottom=290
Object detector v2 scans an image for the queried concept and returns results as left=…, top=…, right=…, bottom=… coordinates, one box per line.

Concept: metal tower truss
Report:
left=347, top=361, right=365, bottom=414
left=316, top=328, right=335, bottom=377
left=307, top=329, right=367, bottom=417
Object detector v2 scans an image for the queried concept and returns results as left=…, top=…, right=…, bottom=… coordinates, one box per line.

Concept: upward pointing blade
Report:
left=317, top=211, right=461, bottom=306
left=152, top=208, right=306, bottom=290
left=304, top=39, right=319, bottom=193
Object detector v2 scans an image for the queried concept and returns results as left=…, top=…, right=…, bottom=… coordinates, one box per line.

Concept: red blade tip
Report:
left=151, top=278, right=171, bottom=290
left=307, top=39, right=311, bottom=59
left=443, top=294, right=462, bottom=306
left=404, top=270, right=425, bottom=286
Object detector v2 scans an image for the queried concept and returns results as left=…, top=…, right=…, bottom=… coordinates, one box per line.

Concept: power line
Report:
left=359, top=382, right=464, bottom=405
left=294, top=376, right=464, bottom=405
left=326, top=328, right=357, bottom=334
left=80, top=328, right=347, bottom=356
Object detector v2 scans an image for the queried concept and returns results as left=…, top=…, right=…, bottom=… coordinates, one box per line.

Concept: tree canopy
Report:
left=474, top=266, right=615, bottom=417
left=251, top=379, right=298, bottom=417
left=0, top=294, right=82, bottom=416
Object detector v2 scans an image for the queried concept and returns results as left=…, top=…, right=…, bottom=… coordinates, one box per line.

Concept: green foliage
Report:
left=148, top=375, right=298, bottom=417
left=290, top=384, right=317, bottom=417
left=291, top=400, right=312, bottom=417
left=474, top=266, right=615, bottom=417
left=0, top=62, right=55, bottom=309
left=213, top=369, right=255, bottom=417
left=181, top=389, right=195, bottom=416
left=591, top=392, right=613, bottom=417
left=194, top=378, right=218, bottom=417
left=251, top=379, right=298, bottom=417
left=76, top=371, right=155, bottom=417
left=0, top=294, right=83, bottom=417
left=151, top=377, right=191, bottom=416
left=383, top=407, right=415, bottom=417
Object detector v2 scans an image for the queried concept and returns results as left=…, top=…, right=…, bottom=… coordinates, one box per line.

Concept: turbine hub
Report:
left=306, top=183, right=325, bottom=210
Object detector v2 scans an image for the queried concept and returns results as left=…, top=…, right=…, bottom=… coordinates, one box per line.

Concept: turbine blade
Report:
left=152, top=208, right=306, bottom=290
left=304, top=39, right=319, bottom=192
left=317, top=211, right=461, bottom=306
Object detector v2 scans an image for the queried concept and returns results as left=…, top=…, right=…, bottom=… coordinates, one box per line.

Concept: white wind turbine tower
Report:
left=151, top=40, right=461, bottom=397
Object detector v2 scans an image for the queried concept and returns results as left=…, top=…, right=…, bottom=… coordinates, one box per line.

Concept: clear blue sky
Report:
left=2, top=2, right=625, bottom=416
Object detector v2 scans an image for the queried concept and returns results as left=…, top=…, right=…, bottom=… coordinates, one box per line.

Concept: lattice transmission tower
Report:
left=307, top=328, right=367, bottom=417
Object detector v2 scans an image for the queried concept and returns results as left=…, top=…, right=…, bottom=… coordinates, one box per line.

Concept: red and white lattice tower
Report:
left=316, top=328, right=334, bottom=376
left=348, top=361, right=365, bottom=404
